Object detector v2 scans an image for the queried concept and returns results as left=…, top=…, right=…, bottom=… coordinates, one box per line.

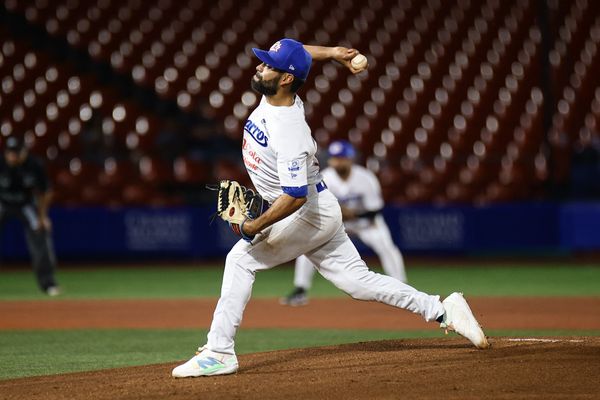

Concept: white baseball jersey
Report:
left=321, top=165, right=383, bottom=232
left=242, top=95, right=322, bottom=203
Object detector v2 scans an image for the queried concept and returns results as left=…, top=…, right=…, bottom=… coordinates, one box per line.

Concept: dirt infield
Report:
left=1, top=337, right=599, bottom=400
left=1, top=297, right=599, bottom=399
left=1, top=297, right=600, bottom=330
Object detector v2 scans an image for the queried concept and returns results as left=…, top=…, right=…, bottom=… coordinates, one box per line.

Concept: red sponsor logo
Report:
left=243, top=156, right=259, bottom=171
left=242, top=138, right=262, bottom=171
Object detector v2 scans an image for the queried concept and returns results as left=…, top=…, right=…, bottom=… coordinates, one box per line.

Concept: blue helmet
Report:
left=328, top=140, right=355, bottom=158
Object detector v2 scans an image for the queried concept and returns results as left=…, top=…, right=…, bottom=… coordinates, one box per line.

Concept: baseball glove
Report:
left=207, top=180, right=264, bottom=242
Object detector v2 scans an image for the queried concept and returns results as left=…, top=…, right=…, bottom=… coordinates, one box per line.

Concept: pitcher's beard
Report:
left=251, top=75, right=279, bottom=96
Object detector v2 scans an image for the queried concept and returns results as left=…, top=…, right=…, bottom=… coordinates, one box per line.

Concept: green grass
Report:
left=1, top=264, right=599, bottom=380
left=1, top=328, right=599, bottom=380
left=1, top=264, right=600, bottom=300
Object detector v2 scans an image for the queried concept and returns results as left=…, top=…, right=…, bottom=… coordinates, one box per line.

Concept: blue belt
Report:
left=316, top=181, right=327, bottom=192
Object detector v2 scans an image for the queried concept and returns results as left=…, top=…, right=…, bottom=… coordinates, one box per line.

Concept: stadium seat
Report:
left=3, top=0, right=600, bottom=205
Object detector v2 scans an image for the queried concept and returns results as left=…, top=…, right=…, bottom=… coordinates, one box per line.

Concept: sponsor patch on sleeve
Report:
left=287, top=160, right=301, bottom=172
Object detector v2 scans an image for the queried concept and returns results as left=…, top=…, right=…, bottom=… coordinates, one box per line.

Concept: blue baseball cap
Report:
left=328, top=140, right=355, bottom=158
left=252, top=38, right=312, bottom=80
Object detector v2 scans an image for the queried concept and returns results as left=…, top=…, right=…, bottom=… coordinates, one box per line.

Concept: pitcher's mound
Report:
left=2, top=337, right=599, bottom=400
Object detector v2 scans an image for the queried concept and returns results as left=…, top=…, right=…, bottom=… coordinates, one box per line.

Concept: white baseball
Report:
left=351, top=54, right=367, bottom=70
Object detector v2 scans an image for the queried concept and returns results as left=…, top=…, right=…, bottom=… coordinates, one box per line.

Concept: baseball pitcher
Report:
left=173, top=39, right=489, bottom=378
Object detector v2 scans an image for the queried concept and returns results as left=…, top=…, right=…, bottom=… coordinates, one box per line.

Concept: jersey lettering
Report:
left=244, top=119, right=269, bottom=147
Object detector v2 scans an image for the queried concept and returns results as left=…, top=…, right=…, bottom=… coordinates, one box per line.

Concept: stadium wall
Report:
left=1, top=203, right=599, bottom=262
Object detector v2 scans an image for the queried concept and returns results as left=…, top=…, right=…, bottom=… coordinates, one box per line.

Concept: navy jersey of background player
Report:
left=0, top=150, right=49, bottom=206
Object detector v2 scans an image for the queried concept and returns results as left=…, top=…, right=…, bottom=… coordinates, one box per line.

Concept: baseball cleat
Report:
left=45, top=286, right=62, bottom=297
left=172, top=346, right=238, bottom=378
left=440, top=292, right=490, bottom=349
left=279, top=287, right=309, bottom=306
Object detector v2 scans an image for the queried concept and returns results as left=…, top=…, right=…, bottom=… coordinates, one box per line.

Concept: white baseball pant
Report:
left=294, top=214, right=407, bottom=289
left=206, top=188, right=444, bottom=354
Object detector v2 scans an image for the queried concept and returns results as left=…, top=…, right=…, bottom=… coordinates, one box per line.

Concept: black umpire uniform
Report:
left=0, top=136, right=60, bottom=295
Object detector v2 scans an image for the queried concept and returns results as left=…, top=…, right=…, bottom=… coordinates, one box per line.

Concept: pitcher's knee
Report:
left=224, top=251, right=239, bottom=268
left=225, top=248, right=260, bottom=277
left=225, top=250, right=247, bottom=272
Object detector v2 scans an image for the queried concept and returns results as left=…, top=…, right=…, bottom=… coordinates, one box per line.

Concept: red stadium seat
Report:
left=3, top=0, right=599, bottom=206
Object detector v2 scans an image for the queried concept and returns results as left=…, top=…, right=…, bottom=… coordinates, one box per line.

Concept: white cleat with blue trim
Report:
left=172, top=346, right=239, bottom=377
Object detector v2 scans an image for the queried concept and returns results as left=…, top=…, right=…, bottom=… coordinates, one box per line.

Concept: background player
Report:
left=172, top=38, right=489, bottom=378
left=282, top=140, right=407, bottom=306
left=0, top=136, right=60, bottom=296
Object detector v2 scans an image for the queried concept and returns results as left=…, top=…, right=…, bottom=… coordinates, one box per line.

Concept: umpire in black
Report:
left=0, top=136, right=60, bottom=295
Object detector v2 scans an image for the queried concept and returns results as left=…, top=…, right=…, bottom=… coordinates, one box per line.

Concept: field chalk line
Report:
left=506, top=338, right=585, bottom=343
